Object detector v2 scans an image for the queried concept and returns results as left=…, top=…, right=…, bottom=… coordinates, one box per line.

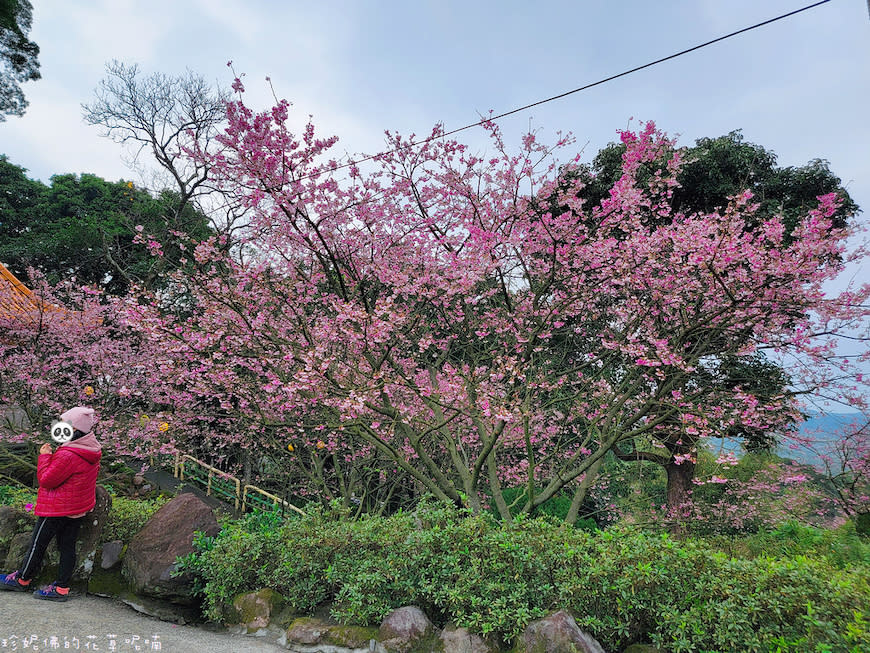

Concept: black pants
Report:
left=19, top=516, right=82, bottom=587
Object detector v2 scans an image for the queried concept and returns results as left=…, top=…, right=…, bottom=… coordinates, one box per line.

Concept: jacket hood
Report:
left=61, top=432, right=102, bottom=463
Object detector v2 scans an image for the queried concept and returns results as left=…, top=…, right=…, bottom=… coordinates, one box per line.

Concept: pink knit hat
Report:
left=60, top=407, right=96, bottom=434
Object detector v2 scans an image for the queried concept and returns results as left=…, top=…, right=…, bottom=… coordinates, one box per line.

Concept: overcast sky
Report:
left=2, top=0, right=867, bottom=199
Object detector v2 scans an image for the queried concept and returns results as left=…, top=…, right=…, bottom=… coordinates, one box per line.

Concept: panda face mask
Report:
left=51, top=421, right=75, bottom=444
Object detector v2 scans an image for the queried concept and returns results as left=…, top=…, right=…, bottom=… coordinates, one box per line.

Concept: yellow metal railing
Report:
left=176, top=454, right=240, bottom=509
left=173, top=453, right=304, bottom=516
left=243, top=484, right=305, bottom=516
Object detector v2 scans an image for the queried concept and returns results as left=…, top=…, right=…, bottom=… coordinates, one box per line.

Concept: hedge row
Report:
left=178, top=501, right=870, bottom=652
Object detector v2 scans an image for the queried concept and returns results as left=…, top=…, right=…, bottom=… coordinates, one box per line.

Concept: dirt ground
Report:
left=0, top=590, right=286, bottom=652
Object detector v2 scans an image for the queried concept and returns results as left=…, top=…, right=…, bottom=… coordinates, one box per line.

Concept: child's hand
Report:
left=39, top=443, right=52, bottom=455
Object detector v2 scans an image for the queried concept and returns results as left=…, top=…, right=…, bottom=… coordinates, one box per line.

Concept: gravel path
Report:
left=0, top=591, right=286, bottom=652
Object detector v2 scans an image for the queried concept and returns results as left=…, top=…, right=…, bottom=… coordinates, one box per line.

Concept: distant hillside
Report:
left=797, top=412, right=858, bottom=439
left=783, top=412, right=864, bottom=467
left=705, top=412, right=862, bottom=467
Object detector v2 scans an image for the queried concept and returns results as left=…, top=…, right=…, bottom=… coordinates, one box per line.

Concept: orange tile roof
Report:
left=0, top=261, right=42, bottom=319
left=1, top=263, right=98, bottom=337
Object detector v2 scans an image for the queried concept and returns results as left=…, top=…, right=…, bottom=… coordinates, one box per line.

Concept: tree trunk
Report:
left=665, top=458, right=695, bottom=532
left=565, top=457, right=604, bottom=526
left=242, top=449, right=252, bottom=486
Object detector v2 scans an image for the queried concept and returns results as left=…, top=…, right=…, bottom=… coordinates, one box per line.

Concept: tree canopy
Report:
left=0, top=0, right=39, bottom=120
left=564, top=130, right=860, bottom=492
left=577, top=130, right=858, bottom=236
left=0, top=156, right=213, bottom=294
left=110, top=99, right=867, bottom=522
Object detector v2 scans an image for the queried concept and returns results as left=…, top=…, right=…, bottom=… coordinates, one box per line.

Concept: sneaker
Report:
left=0, top=571, right=29, bottom=592
left=33, top=583, right=68, bottom=602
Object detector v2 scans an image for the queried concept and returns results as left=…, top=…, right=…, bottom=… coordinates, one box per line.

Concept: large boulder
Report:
left=440, top=625, right=499, bottom=653
left=122, top=492, right=219, bottom=604
left=2, top=507, right=55, bottom=585
left=4, top=531, right=35, bottom=571
left=72, top=485, right=112, bottom=585
left=521, top=610, right=605, bottom=653
left=0, top=505, right=34, bottom=559
left=230, top=588, right=285, bottom=633
left=378, top=606, right=435, bottom=652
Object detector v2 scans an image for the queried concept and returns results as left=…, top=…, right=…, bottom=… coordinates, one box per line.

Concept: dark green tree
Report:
left=578, top=130, right=857, bottom=235
left=0, top=158, right=213, bottom=294
left=0, top=155, right=42, bottom=237
left=0, top=0, right=39, bottom=120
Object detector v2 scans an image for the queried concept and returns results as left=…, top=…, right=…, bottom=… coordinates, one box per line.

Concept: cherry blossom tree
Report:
left=810, top=415, right=870, bottom=532
left=0, top=276, right=173, bottom=461
left=114, top=83, right=870, bottom=520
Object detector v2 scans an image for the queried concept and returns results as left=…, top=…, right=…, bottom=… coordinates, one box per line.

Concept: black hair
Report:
left=70, top=429, right=87, bottom=442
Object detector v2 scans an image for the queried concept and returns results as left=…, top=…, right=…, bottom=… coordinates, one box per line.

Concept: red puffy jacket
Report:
left=35, top=433, right=102, bottom=517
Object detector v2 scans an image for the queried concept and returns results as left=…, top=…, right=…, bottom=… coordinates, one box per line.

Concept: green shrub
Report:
left=558, top=528, right=870, bottom=652
left=0, top=484, right=37, bottom=509
left=654, top=557, right=869, bottom=653
left=176, top=507, right=313, bottom=621
left=709, top=521, right=870, bottom=569
left=101, top=494, right=169, bottom=543
left=177, top=502, right=870, bottom=651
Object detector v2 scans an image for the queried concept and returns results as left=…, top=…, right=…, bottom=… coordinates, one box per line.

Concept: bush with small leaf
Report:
left=176, top=501, right=870, bottom=651
left=101, top=494, right=169, bottom=543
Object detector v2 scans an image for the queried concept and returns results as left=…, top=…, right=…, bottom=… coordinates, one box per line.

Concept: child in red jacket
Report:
left=0, top=406, right=102, bottom=601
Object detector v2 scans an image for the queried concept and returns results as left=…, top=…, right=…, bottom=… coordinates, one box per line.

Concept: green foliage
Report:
left=712, top=521, right=870, bottom=570
left=0, top=157, right=214, bottom=294
left=0, top=0, right=40, bottom=119
left=488, top=487, right=598, bottom=529
left=559, top=528, right=870, bottom=652
left=580, top=131, right=858, bottom=236
left=101, top=494, right=169, bottom=543
left=0, top=483, right=36, bottom=508
left=387, top=507, right=569, bottom=640
left=175, top=507, right=298, bottom=621
left=176, top=502, right=870, bottom=651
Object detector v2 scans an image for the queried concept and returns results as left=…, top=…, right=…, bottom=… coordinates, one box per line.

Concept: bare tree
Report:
left=82, top=60, right=241, bottom=233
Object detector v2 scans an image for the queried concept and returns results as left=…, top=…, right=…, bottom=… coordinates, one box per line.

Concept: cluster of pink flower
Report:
left=3, top=91, right=868, bottom=522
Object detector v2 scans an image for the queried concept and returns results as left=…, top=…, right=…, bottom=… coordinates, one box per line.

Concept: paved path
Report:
left=0, top=591, right=285, bottom=652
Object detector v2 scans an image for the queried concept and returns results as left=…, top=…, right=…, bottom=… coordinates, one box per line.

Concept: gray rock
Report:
left=119, top=592, right=202, bottom=625
left=521, top=610, right=605, bottom=653
left=100, top=540, right=125, bottom=569
left=0, top=505, right=34, bottom=561
left=4, top=531, right=37, bottom=570
left=0, top=504, right=32, bottom=534
left=283, top=617, right=384, bottom=652
left=72, top=485, right=112, bottom=585
left=231, top=588, right=285, bottom=632
left=440, top=625, right=499, bottom=653
left=122, top=492, right=220, bottom=604
left=378, top=606, right=435, bottom=652
left=286, top=617, right=332, bottom=645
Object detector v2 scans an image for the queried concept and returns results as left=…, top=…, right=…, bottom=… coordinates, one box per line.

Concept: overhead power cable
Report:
left=299, top=0, right=832, bottom=180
